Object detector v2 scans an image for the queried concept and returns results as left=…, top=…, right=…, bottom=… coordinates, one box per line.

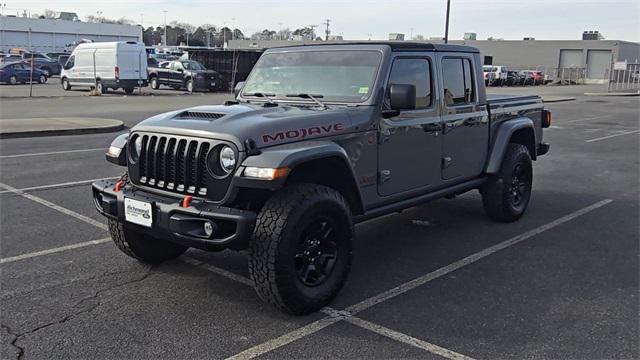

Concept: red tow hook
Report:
left=114, top=180, right=124, bottom=192
left=181, top=195, right=193, bottom=208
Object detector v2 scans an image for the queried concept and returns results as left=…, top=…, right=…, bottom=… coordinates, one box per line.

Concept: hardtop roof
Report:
left=267, top=41, right=479, bottom=53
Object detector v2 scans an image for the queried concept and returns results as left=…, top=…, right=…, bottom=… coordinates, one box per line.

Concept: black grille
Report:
left=137, top=134, right=211, bottom=196
left=177, top=111, right=225, bottom=119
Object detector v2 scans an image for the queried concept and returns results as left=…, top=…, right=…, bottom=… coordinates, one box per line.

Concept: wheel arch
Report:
left=486, top=117, right=536, bottom=174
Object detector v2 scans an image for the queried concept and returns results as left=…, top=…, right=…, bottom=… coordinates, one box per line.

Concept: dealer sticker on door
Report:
left=125, top=198, right=153, bottom=227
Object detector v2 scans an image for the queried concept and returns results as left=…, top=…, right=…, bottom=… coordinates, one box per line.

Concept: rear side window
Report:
left=388, top=58, right=432, bottom=108
left=442, top=58, right=475, bottom=106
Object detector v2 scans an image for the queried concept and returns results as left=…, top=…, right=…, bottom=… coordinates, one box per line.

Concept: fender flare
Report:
left=485, top=117, right=535, bottom=174
left=239, top=140, right=364, bottom=212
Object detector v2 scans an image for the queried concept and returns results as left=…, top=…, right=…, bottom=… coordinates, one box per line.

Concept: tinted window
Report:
left=64, top=56, right=75, bottom=69
left=388, top=58, right=431, bottom=108
left=442, top=58, right=475, bottom=106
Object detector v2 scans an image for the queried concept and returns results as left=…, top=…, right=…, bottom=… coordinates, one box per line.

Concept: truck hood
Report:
left=131, top=103, right=374, bottom=151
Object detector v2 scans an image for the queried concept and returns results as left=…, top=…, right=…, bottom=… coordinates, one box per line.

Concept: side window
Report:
left=442, top=58, right=475, bottom=106
left=65, top=55, right=75, bottom=69
left=388, top=58, right=431, bottom=108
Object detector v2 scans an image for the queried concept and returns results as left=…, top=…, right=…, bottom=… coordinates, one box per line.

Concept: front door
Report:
left=378, top=56, right=442, bottom=196
left=439, top=55, right=489, bottom=181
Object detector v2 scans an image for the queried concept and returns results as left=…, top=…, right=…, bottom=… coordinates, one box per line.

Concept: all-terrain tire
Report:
left=108, top=219, right=188, bottom=264
left=481, top=143, right=533, bottom=222
left=249, top=184, right=354, bottom=315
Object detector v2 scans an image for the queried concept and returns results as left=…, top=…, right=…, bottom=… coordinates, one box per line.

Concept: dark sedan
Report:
left=0, top=62, right=48, bottom=85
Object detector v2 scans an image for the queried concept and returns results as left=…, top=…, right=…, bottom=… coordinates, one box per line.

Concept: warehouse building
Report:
left=0, top=16, right=142, bottom=53
left=227, top=38, right=640, bottom=83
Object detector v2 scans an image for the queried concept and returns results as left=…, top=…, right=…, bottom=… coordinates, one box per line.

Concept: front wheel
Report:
left=39, top=74, right=47, bottom=84
left=481, top=143, right=533, bottom=222
left=62, top=78, right=71, bottom=90
left=108, top=219, right=188, bottom=264
left=185, top=79, right=194, bottom=93
left=249, top=184, right=354, bottom=315
left=9, top=75, right=17, bottom=85
left=150, top=76, right=159, bottom=89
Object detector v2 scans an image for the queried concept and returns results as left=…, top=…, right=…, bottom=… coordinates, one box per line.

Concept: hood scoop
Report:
left=176, top=110, right=226, bottom=120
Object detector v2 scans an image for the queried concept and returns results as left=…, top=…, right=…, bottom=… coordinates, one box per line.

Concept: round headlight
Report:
left=130, top=135, right=143, bottom=162
left=219, top=146, right=236, bottom=173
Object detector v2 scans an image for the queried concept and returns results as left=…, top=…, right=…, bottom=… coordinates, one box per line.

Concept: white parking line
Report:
left=0, top=238, right=111, bottom=264
left=345, top=199, right=612, bottom=314
left=0, top=148, right=105, bottom=159
left=222, top=199, right=612, bottom=359
left=0, top=181, right=108, bottom=231
left=584, top=129, right=640, bottom=143
left=344, top=316, right=475, bottom=360
left=180, top=256, right=253, bottom=286
left=564, top=115, right=612, bottom=123
left=0, top=177, right=119, bottom=194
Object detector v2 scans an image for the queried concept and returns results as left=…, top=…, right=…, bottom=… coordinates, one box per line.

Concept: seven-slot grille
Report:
left=136, top=134, right=212, bottom=196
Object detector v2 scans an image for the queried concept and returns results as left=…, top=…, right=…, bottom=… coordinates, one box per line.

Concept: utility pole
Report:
left=278, top=22, right=283, bottom=40
left=444, top=0, right=451, bottom=44
left=163, top=10, right=167, bottom=46
left=323, top=19, right=331, bottom=41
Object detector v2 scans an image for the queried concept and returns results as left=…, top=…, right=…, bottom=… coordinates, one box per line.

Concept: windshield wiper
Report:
left=244, top=92, right=276, bottom=104
left=285, top=93, right=327, bottom=109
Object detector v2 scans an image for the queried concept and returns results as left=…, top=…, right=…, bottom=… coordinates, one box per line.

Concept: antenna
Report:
left=323, top=19, right=331, bottom=41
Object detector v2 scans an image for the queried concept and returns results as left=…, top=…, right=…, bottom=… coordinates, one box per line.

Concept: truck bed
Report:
left=486, top=94, right=540, bottom=104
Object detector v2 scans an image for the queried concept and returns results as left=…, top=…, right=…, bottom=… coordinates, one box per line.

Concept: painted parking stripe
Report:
left=0, top=148, right=105, bottom=159
left=0, top=177, right=119, bottom=194
left=226, top=316, right=342, bottom=360
left=0, top=181, right=108, bottom=231
left=180, top=256, right=253, bottom=286
left=344, top=316, right=475, bottom=360
left=345, top=199, right=613, bottom=314
left=0, top=238, right=111, bottom=264
left=584, top=129, right=640, bottom=143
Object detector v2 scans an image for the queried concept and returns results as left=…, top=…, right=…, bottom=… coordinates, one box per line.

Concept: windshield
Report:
left=181, top=60, right=205, bottom=70
left=242, top=50, right=382, bottom=103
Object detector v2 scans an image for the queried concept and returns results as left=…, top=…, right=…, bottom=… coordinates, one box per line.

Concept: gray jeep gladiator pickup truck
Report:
left=92, top=42, right=550, bottom=315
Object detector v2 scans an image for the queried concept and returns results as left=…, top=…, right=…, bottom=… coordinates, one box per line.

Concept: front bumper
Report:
left=92, top=179, right=256, bottom=251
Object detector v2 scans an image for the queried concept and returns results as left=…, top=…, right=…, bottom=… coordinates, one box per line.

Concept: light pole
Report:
left=163, top=10, right=167, bottom=47
left=410, top=27, right=414, bottom=40
left=444, top=0, right=451, bottom=43
left=140, top=13, right=143, bottom=28
left=231, top=17, right=236, bottom=40
left=278, top=22, right=283, bottom=40
left=1, top=4, right=6, bottom=16
left=96, top=11, right=103, bottom=23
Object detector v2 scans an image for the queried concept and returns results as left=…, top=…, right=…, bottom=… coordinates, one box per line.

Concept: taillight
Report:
left=114, top=66, right=120, bottom=80
left=542, top=110, right=552, bottom=128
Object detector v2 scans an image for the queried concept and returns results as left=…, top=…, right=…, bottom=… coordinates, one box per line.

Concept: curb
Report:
left=542, top=97, right=576, bottom=103
left=584, top=92, right=639, bottom=97
left=0, top=120, right=125, bottom=139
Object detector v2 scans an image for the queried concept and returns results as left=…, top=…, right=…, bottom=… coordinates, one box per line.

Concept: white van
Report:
left=61, top=42, right=148, bottom=94
left=483, top=65, right=508, bottom=85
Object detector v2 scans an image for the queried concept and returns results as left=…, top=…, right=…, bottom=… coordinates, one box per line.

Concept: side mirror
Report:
left=389, top=84, right=416, bottom=110
left=234, top=81, right=245, bottom=97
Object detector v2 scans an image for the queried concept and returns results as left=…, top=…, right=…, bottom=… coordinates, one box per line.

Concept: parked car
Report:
left=0, top=53, right=23, bottom=63
left=60, top=41, right=148, bottom=94
left=11, top=52, right=61, bottom=77
left=93, top=42, right=551, bottom=315
left=518, top=70, right=545, bottom=85
left=504, top=71, right=523, bottom=86
left=483, top=65, right=508, bottom=86
left=148, top=60, right=225, bottom=92
left=0, top=62, right=48, bottom=85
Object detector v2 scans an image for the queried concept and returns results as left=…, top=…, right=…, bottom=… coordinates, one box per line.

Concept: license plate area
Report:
left=125, top=198, right=153, bottom=227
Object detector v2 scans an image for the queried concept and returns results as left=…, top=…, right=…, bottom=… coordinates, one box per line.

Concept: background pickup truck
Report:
left=94, top=42, right=551, bottom=315
left=147, top=60, right=225, bottom=92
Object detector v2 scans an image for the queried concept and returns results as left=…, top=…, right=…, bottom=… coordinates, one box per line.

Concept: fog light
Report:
left=203, top=221, right=214, bottom=238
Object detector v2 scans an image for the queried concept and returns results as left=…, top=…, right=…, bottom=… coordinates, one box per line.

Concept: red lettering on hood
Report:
left=262, top=123, right=345, bottom=143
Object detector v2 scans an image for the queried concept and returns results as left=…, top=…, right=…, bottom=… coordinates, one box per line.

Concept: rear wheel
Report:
left=249, top=184, right=354, bottom=315
left=108, top=219, right=188, bottom=264
left=40, top=67, right=51, bottom=77
left=9, top=75, right=17, bottom=85
left=481, top=143, right=533, bottom=222
left=62, top=78, right=71, bottom=90
left=150, top=76, right=159, bottom=89
left=186, top=79, right=194, bottom=93
left=38, top=74, right=47, bottom=84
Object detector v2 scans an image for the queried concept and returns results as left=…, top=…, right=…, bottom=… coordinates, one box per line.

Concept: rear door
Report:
left=378, top=55, right=443, bottom=196
left=438, top=54, right=489, bottom=181
left=117, top=46, right=146, bottom=82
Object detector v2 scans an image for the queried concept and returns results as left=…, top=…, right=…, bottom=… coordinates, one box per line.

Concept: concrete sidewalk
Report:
left=0, top=117, right=124, bottom=139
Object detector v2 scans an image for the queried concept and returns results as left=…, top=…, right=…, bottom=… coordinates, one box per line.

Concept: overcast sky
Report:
left=6, top=0, right=640, bottom=42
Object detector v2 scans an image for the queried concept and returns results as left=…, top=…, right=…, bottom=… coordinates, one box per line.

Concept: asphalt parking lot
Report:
left=0, top=82, right=638, bottom=359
